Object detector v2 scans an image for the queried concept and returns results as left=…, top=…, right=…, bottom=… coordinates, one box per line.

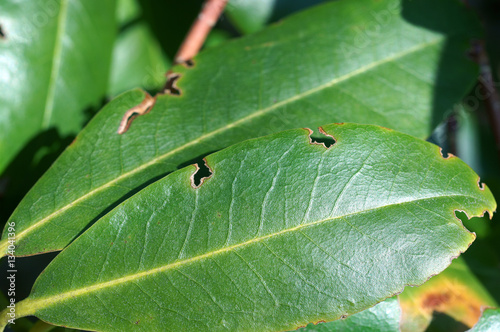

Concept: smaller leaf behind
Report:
left=399, top=256, right=497, bottom=331
left=467, top=308, right=500, bottom=332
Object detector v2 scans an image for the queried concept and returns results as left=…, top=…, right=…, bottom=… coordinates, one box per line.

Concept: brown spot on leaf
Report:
left=423, top=293, right=450, bottom=308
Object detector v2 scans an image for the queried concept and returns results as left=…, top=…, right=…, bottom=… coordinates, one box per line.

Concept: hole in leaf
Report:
left=307, top=127, right=336, bottom=148
left=164, top=72, right=182, bottom=96
left=191, top=158, right=213, bottom=188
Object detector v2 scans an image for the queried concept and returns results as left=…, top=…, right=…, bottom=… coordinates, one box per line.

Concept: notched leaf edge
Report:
left=305, top=127, right=336, bottom=149
left=191, top=158, right=213, bottom=188
left=438, top=147, right=456, bottom=160
left=437, top=146, right=491, bottom=197
left=117, top=91, right=156, bottom=134
left=293, top=201, right=491, bottom=330
left=181, top=59, right=195, bottom=68
left=477, top=177, right=486, bottom=192
left=163, top=72, right=182, bottom=96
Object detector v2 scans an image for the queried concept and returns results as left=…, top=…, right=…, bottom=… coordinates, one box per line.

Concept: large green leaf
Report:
left=0, top=0, right=481, bottom=256
left=297, top=297, right=401, bottom=331
left=468, top=308, right=500, bottom=332
left=0, top=0, right=117, bottom=174
left=1, top=123, right=495, bottom=331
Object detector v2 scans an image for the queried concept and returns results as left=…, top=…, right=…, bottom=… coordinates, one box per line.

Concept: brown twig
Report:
left=476, top=42, right=500, bottom=160
left=174, top=0, right=228, bottom=65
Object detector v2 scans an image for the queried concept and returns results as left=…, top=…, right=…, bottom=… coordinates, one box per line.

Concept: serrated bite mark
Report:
left=117, top=92, right=156, bottom=134
left=477, top=177, right=485, bottom=191
left=306, top=127, right=336, bottom=149
left=438, top=147, right=455, bottom=160
left=164, top=72, right=182, bottom=96
left=183, top=59, right=195, bottom=68
left=191, top=158, right=213, bottom=188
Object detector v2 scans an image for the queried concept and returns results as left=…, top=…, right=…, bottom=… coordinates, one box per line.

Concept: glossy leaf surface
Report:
left=297, top=297, right=401, bottom=331
left=3, top=123, right=495, bottom=331
left=468, top=308, right=500, bottom=332
left=0, top=0, right=481, bottom=256
left=0, top=0, right=117, bottom=174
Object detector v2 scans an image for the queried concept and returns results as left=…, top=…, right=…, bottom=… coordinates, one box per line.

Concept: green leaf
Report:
left=296, top=297, right=401, bottom=331
left=116, top=0, right=141, bottom=25
left=399, top=257, right=498, bottom=331
left=0, top=0, right=481, bottom=256
left=108, top=22, right=170, bottom=96
left=204, top=29, right=232, bottom=50
left=226, top=0, right=326, bottom=34
left=0, top=0, right=117, bottom=174
left=225, top=0, right=276, bottom=34
left=468, top=308, right=500, bottom=332
left=2, top=123, right=495, bottom=331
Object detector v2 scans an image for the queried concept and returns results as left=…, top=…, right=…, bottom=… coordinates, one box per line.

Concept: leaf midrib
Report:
left=4, top=37, right=442, bottom=252
left=41, top=0, right=68, bottom=129
left=25, top=193, right=476, bottom=313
